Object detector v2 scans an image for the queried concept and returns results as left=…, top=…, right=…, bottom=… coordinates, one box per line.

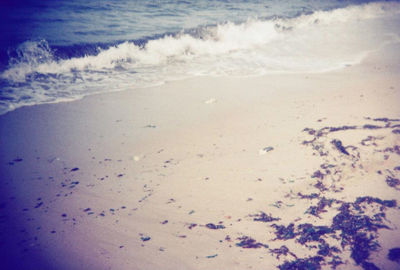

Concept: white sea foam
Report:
left=1, top=1, right=400, bottom=114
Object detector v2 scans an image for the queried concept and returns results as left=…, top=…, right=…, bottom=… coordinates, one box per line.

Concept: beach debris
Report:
left=270, top=245, right=297, bottom=259
left=388, top=247, right=400, bottom=262
left=363, top=124, right=382, bottom=130
left=204, top=98, right=217, bottom=104
left=271, top=223, right=296, bottom=240
left=70, top=167, right=79, bottom=172
left=392, top=129, right=400, bottom=134
left=8, top=158, right=23, bottom=165
left=144, top=124, right=157, bottom=128
left=259, top=146, right=274, bottom=155
left=386, top=176, right=400, bottom=189
left=278, top=256, right=324, bottom=270
left=331, top=139, right=349, bottom=155
left=161, top=220, right=168, bottom=225
left=251, top=212, right=280, bottom=222
left=188, top=223, right=197, bottom=230
left=236, top=236, right=268, bottom=249
left=205, top=223, right=225, bottom=230
left=305, top=197, right=337, bottom=218
left=206, top=254, right=218, bottom=258
left=140, top=236, right=151, bottom=242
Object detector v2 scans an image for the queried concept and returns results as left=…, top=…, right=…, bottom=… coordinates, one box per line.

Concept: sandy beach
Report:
left=0, top=41, right=400, bottom=270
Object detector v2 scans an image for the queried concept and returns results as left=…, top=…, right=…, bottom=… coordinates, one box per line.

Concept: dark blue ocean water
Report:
left=0, top=0, right=399, bottom=114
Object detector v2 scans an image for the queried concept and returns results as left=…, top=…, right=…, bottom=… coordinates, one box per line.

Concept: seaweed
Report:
left=305, top=197, right=336, bottom=218
left=298, top=192, right=320, bottom=199
left=328, top=256, right=343, bottom=269
left=386, top=176, right=400, bottom=189
left=331, top=139, right=349, bottom=155
left=354, top=196, right=396, bottom=209
left=296, top=224, right=333, bottom=244
left=329, top=126, right=357, bottom=132
left=363, top=124, right=382, bottom=130
left=205, top=223, right=225, bottom=230
left=350, top=233, right=378, bottom=265
left=271, top=223, right=296, bottom=240
left=311, top=170, right=324, bottom=179
left=236, top=236, right=268, bottom=248
left=388, top=247, right=400, bottom=262
left=361, top=261, right=380, bottom=270
left=278, top=256, right=323, bottom=270
left=252, top=212, right=281, bottom=222
left=270, top=245, right=297, bottom=259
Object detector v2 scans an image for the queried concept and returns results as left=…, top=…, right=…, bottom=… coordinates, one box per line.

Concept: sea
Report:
left=0, top=0, right=399, bottom=115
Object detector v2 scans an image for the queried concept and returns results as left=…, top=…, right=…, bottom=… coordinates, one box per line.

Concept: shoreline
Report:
left=0, top=44, right=399, bottom=269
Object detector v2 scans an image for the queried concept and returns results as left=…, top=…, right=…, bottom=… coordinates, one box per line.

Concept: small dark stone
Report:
left=70, top=167, right=79, bottom=172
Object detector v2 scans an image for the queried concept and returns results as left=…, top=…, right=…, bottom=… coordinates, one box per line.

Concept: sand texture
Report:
left=0, top=44, right=400, bottom=270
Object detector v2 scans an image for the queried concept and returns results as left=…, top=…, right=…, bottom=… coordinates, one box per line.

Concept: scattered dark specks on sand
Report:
left=70, top=167, right=79, bottom=172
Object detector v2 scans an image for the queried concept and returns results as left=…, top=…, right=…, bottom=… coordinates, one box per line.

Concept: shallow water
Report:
left=0, top=0, right=399, bottom=115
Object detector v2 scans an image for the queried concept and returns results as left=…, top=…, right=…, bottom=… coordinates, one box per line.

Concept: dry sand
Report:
left=0, top=44, right=400, bottom=270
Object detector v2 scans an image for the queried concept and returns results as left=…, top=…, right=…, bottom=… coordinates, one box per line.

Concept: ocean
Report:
left=0, top=0, right=399, bottom=115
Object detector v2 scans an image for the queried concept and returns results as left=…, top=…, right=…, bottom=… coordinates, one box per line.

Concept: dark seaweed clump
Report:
left=278, top=256, right=324, bottom=270
left=386, top=176, right=400, bottom=189
left=388, top=247, right=400, bottom=262
left=252, top=212, right=280, bottom=222
left=205, top=223, right=225, bottom=230
left=331, top=139, right=349, bottom=155
left=275, top=196, right=396, bottom=270
left=235, top=236, right=268, bottom=249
